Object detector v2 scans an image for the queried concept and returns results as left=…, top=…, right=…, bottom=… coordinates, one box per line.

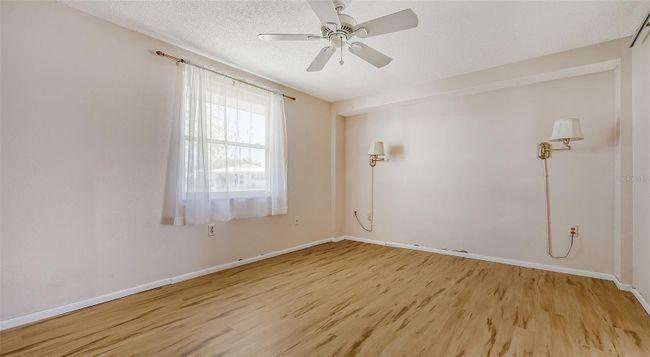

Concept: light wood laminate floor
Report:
left=1, top=241, right=649, bottom=356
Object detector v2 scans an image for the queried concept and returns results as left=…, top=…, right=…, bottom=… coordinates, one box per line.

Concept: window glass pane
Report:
left=184, top=103, right=225, bottom=141
left=225, top=99, right=265, bottom=146
left=185, top=139, right=209, bottom=193
left=208, top=143, right=227, bottom=192
left=250, top=113, right=266, bottom=146
left=235, top=88, right=265, bottom=115
left=226, top=107, right=252, bottom=144
left=183, top=140, right=190, bottom=194
left=226, top=146, right=266, bottom=191
left=208, top=103, right=225, bottom=141
left=185, top=110, right=197, bottom=138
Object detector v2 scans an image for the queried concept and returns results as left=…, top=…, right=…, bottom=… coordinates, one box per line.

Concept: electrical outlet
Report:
left=294, top=216, right=300, bottom=226
left=208, top=224, right=216, bottom=236
left=570, top=225, right=579, bottom=238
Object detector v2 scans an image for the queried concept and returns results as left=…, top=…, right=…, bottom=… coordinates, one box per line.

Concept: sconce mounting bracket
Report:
left=538, top=142, right=551, bottom=160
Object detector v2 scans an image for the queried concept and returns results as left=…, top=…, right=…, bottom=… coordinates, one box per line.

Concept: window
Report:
left=183, top=93, right=268, bottom=196
left=173, top=63, right=287, bottom=224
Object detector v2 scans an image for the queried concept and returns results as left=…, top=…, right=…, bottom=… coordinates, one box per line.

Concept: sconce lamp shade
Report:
left=368, top=141, right=385, bottom=156
left=549, top=118, right=584, bottom=142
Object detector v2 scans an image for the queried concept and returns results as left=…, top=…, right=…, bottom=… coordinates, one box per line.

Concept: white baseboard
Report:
left=342, top=235, right=613, bottom=279
left=341, top=235, right=649, bottom=315
left=0, top=237, right=338, bottom=331
left=611, top=276, right=633, bottom=292
left=631, top=289, right=650, bottom=315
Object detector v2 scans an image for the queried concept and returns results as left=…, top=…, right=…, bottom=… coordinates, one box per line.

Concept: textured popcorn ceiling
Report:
left=62, top=1, right=649, bottom=102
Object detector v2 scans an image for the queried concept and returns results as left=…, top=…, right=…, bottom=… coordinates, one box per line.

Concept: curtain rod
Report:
left=629, top=11, right=650, bottom=48
left=154, top=51, right=296, bottom=101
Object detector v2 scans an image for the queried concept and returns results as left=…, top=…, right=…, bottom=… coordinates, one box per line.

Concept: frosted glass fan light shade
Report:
left=549, top=118, right=584, bottom=142
left=369, top=141, right=385, bottom=155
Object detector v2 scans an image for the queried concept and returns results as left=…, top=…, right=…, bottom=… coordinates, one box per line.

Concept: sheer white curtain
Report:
left=172, top=63, right=287, bottom=224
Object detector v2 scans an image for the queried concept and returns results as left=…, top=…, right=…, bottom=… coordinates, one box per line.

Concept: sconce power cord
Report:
left=543, top=158, right=575, bottom=259
left=354, top=165, right=374, bottom=232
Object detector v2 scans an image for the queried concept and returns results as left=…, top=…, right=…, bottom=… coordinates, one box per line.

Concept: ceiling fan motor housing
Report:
left=321, top=13, right=356, bottom=47
left=338, top=13, right=356, bottom=33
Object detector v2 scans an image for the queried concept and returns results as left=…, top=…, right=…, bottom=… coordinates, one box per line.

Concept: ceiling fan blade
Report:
left=258, top=33, right=323, bottom=41
left=307, top=46, right=336, bottom=72
left=307, top=0, right=341, bottom=28
left=348, top=42, right=392, bottom=68
left=354, top=9, right=418, bottom=38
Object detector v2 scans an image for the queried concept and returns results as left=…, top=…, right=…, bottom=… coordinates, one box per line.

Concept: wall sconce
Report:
left=368, top=141, right=385, bottom=167
left=354, top=140, right=386, bottom=232
left=538, top=118, right=584, bottom=259
left=538, top=118, right=584, bottom=159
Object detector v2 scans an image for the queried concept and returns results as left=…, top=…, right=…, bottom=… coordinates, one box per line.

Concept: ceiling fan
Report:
left=258, top=0, right=418, bottom=72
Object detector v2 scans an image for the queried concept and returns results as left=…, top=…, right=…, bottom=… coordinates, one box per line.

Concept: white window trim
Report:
left=184, top=190, right=271, bottom=200
left=184, top=136, right=266, bottom=150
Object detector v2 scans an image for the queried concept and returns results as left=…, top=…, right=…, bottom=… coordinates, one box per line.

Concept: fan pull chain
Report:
left=339, top=35, right=344, bottom=65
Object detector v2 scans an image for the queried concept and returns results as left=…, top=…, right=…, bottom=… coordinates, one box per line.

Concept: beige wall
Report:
left=0, top=1, right=334, bottom=321
left=335, top=115, right=346, bottom=237
left=345, top=71, right=617, bottom=274
left=339, top=38, right=637, bottom=282
left=632, top=29, right=650, bottom=303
